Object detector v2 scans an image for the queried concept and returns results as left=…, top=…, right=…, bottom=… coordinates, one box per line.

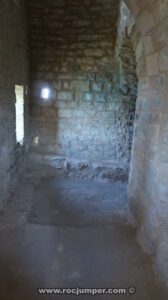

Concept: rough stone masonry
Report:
left=28, top=0, right=137, bottom=175
left=0, top=0, right=29, bottom=208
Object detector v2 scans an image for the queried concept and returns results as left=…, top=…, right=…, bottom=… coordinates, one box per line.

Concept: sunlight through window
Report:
left=15, top=85, right=24, bottom=145
left=41, top=88, right=50, bottom=99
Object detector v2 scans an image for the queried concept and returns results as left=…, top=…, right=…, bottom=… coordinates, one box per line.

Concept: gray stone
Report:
left=57, top=91, right=74, bottom=101
left=82, top=92, right=93, bottom=101
left=92, top=82, right=102, bottom=92
left=159, top=47, right=168, bottom=71
left=95, top=93, right=106, bottom=102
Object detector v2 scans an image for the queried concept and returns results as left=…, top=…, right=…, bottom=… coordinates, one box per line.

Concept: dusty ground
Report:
left=0, top=165, right=166, bottom=300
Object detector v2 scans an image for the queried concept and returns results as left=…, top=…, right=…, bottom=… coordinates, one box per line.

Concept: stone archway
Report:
left=123, top=0, right=168, bottom=287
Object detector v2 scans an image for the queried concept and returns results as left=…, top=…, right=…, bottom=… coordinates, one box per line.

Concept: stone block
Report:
left=57, top=91, right=73, bottom=101
left=82, top=92, right=93, bottom=101
left=83, top=49, right=104, bottom=57
left=148, top=124, right=160, bottom=146
left=77, top=34, right=100, bottom=42
left=124, top=0, right=140, bottom=18
left=146, top=53, right=159, bottom=76
left=150, top=112, right=161, bottom=124
left=95, top=93, right=106, bottom=102
left=137, top=11, right=155, bottom=35
left=162, top=136, right=168, bottom=145
left=150, top=95, right=163, bottom=111
left=62, top=81, right=69, bottom=90
left=159, top=47, right=168, bottom=71
left=136, top=39, right=143, bottom=62
left=92, top=82, right=102, bottom=92
left=73, top=20, right=90, bottom=27
left=160, top=149, right=168, bottom=164
left=104, top=82, right=112, bottom=93
left=76, top=57, right=95, bottom=64
left=58, top=110, right=73, bottom=118
left=143, top=36, right=154, bottom=55
left=70, top=80, right=90, bottom=92
left=73, top=110, right=85, bottom=118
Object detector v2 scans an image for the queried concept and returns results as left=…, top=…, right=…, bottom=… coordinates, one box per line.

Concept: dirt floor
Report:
left=0, top=165, right=166, bottom=300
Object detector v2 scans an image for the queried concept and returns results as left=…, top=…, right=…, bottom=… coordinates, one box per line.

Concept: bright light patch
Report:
left=41, top=88, right=50, bottom=99
left=33, top=136, right=39, bottom=145
left=15, top=85, right=24, bottom=145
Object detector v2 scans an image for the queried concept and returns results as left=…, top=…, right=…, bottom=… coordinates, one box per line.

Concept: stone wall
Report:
left=124, top=0, right=168, bottom=288
left=0, top=0, right=29, bottom=208
left=116, top=3, right=139, bottom=165
left=28, top=0, right=137, bottom=173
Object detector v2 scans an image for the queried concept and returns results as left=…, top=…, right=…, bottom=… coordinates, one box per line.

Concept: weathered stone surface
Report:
left=136, top=39, right=143, bottom=62
left=146, top=53, right=159, bottom=76
left=143, top=36, right=154, bottom=56
left=28, top=0, right=137, bottom=169
left=57, top=91, right=74, bottom=101
left=126, top=0, right=168, bottom=289
left=92, top=82, right=102, bottom=92
left=82, top=92, right=93, bottom=102
left=0, top=0, right=29, bottom=208
left=137, top=11, right=155, bottom=35
left=159, top=47, right=168, bottom=71
left=83, top=49, right=104, bottom=57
